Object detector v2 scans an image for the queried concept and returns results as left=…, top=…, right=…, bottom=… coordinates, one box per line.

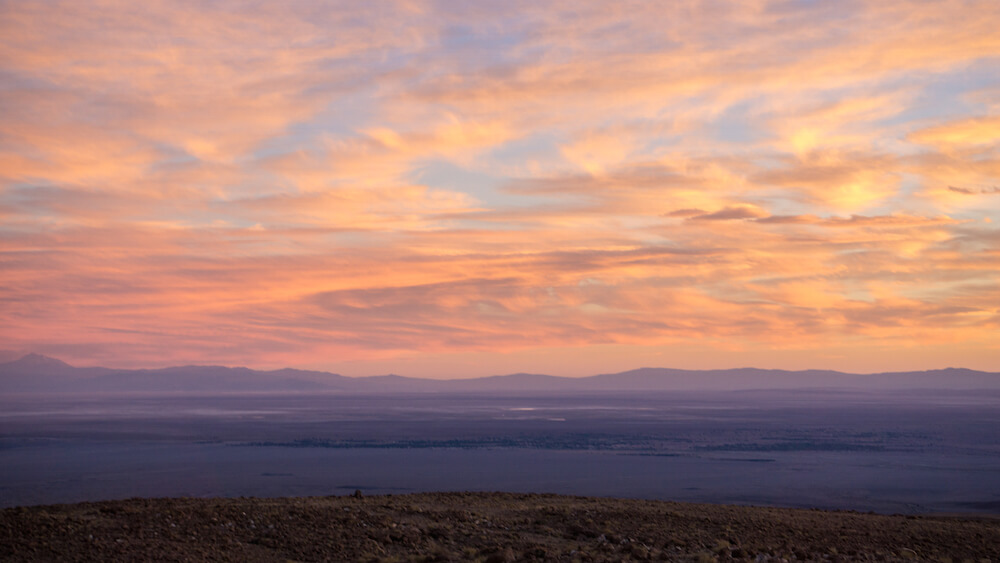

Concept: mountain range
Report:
left=2, top=353, right=998, bottom=394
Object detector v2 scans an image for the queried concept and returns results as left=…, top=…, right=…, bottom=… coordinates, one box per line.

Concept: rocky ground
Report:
left=1, top=492, right=998, bottom=562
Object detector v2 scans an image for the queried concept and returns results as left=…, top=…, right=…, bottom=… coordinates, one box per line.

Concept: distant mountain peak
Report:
left=13, top=353, right=72, bottom=368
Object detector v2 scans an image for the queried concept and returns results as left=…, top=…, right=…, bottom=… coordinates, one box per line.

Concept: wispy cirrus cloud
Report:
left=1, top=0, right=998, bottom=376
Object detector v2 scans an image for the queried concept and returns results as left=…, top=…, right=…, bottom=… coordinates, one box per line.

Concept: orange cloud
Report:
left=909, top=116, right=1000, bottom=152
left=1, top=0, right=998, bottom=375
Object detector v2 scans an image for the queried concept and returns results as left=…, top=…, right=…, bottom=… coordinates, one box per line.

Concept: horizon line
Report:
left=3, top=352, right=992, bottom=381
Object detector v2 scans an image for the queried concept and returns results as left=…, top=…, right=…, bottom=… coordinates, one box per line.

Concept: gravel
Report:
left=2, top=492, right=998, bottom=562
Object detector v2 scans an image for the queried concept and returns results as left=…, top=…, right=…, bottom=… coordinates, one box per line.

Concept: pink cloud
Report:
left=1, top=0, right=998, bottom=375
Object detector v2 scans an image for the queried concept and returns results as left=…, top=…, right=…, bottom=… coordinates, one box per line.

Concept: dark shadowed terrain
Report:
left=2, top=354, right=999, bottom=562
left=3, top=492, right=999, bottom=562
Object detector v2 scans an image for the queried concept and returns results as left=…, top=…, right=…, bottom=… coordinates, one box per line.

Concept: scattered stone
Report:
left=1, top=493, right=997, bottom=562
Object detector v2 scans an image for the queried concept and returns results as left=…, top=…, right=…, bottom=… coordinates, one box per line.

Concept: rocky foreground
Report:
left=1, top=493, right=998, bottom=562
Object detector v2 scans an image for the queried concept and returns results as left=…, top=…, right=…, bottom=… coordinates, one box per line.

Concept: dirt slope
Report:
left=1, top=492, right=997, bottom=562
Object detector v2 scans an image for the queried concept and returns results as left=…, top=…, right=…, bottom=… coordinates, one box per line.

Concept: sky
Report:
left=1, top=0, right=999, bottom=377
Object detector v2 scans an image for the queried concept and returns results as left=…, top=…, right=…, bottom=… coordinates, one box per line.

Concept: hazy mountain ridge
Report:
left=1, top=353, right=998, bottom=394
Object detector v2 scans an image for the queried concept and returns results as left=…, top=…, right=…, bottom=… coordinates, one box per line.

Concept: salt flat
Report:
left=2, top=390, right=998, bottom=514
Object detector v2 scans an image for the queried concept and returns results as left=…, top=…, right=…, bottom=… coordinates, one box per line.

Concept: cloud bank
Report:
left=1, top=0, right=998, bottom=375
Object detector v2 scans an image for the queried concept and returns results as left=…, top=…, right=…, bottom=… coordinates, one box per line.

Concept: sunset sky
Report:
left=1, top=1, right=999, bottom=377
